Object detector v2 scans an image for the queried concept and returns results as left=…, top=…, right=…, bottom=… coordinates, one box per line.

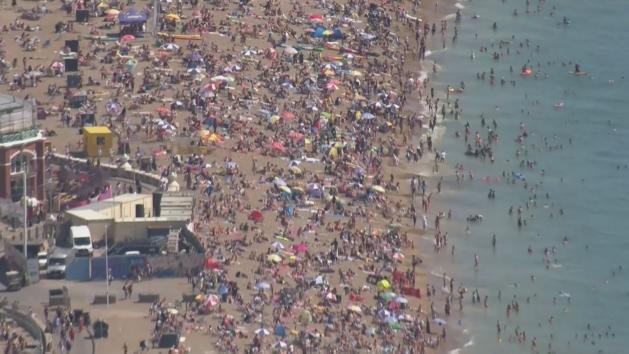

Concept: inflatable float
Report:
left=521, top=68, right=533, bottom=77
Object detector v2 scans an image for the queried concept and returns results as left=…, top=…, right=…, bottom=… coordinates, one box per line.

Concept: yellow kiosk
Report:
left=83, top=126, right=113, bottom=158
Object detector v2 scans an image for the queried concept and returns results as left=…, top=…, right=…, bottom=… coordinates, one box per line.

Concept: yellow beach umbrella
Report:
left=289, top=166, right=302, bottom=175
left=165, top=13, right=181, bottom=22
left=347, top=305, right=362, bottom=313
left=268, top=254, right=282, bottom=263
left=208, top=133, right=221, bottom=142
left=371, top=185, right=386, bottom=193
left=279, top=185, right=292, bottom=194
left=377, top=279, right=391, bottom=290
left=97, top=2, right=110, bottom=9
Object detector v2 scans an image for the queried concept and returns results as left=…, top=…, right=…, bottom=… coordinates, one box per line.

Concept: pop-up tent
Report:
left=118, top=9, right=148, bottom=25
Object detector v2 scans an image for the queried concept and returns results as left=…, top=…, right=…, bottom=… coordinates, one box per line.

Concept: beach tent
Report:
left=118, top=9, right=148, bottom=25
left=331, top=28, right=344, bottom=40
left=312, top=27, right=326, bottom=38
left=274, top=324, right=287, bottom=337
left=256, top=282, right=271, bottom=290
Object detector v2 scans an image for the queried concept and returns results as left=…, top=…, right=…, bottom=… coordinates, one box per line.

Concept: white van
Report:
left=70, top=225, right=93, bottom=256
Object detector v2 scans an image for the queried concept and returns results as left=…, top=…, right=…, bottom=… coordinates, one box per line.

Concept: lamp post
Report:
left=99, top=145, right=110, bottom=306
left=22, top=150, right=28, bottom=259
left=105, top=224, right=109, bottom=306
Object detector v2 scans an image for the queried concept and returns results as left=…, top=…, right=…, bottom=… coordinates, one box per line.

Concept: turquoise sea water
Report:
left=423, top=0, right=629, bottom=353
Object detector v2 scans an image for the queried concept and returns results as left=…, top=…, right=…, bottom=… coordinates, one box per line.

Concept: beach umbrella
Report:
left=50, top=61, right=64, bottom=70
left=267, top=254, right=282, bottom=263
left=256, top=282, right=271, bottom=290
left=271, top=141, right=286, bottom=153
left=274, top=177, right=287, bottom=187
left=187, top=67, right=204, bottom=75
left=254, top=328, right=270, bottom=336
left=279, top=185, right=292, bottom=194
left=389, top=322, right=404, bottom=330
left=377, top=308, right=391, bottom=319
left=269, top=115, right=281, bottom=124
left=292, top=243, right=308, bottom=254
left=204, top=257, right=221, bottom=270
left=208, top=133, right=221, bottom=143
left=392, top=252, right=405, bottom=262
left=394, top=296, right=409, bottom=304
left=292, top=186, right=305, bottom=195
left=326, top=81, right=339, bottom=90
left=288, top=131, right=304, bottom=141
left=211, top=75, right=235, bottom=82
left=361, top=112, right=376, bottom=120
left=349, top=70, right=363, bottom=77
left=167, top=308, right=179, bottom=315
left=299, top=310, right=312, bottom=324
left=380, top=291, right=396, bottom=301
left=284, top=46, right=298, bottom=55
left=161, top=43, right=180, bottom=51
left=347, top=305, right=362, bottom=314
left=105, top=12, right=118, bottom=21
left=273, top=341, right=287, bottom=349
left=203, top=294, right=219, bottom=307
left=271, top=241, right=285, bottom=250
left=125, top=58, right=138, bottom=71
left=105, top=8, right=120, bottom=15
left=164, top=13, right=181, bottom=22
left=281, top=111, right=296, bottom=121
left=156, top=106, right=171, bottom=116
left=248, top=210, right=264, bottom=222
left=399, top=314, right=414, bottom=322
left=121, top=34, right=135, bottom=42
left=377, top=279, right=391, bottom=291
left=385, top=315, right=398, bottom=324
left=308, top=14, right=324, bottom=22
left=306, top=183, right=322, bottom=198
left=97, top=2, right=110, bottom=10
left=289, top=166, right=302, bottom=175
left=370, top=185, right=386, bottom=193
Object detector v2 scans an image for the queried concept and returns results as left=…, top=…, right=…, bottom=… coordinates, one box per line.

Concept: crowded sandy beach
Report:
left=0, top=0, right=481, bottom=352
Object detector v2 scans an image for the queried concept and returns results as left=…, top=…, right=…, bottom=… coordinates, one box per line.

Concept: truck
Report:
left=70, top=225, right=93, bottom=257
left=47, top=253, right=73, bottom=279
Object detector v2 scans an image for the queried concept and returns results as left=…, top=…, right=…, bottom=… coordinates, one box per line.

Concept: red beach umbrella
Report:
left=248, top=210, right=264, bottom=222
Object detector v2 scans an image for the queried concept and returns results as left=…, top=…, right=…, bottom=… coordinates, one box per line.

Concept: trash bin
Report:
left=93, top=320, right=109, bottom=338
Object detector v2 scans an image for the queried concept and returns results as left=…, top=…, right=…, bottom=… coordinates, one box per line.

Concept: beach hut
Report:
left=83, top=126, right=113, bottom=158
